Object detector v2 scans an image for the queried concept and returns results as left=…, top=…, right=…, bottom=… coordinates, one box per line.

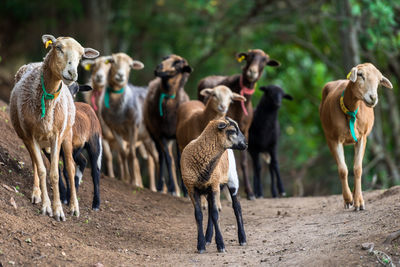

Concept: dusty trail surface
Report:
left=0, top=99, right=399, bottom=266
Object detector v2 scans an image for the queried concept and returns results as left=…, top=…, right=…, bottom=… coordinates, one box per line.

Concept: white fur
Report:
left=227, top=149, right=239, bottom=196
left=76, top=167, right=83, bottom=185
left=97, top=136, right=103, bottom=170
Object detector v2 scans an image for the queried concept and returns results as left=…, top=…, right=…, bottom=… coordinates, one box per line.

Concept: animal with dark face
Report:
left=248, top=85, right=293, bottom=198
left=197, top=49, right=280, bottom=200
left=144, top=54, right=192, bottom=195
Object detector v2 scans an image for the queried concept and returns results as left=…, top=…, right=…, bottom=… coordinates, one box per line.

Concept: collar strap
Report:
left=40, top=74, right=62, bottom=118
left=91, top=90, right=102, bottom=111
left=159, top=92, right=176, bottom=116
left=340, top=90, right=359, bottom=142
left=104, top=86, right=124, bottom=109
left=239, top=75, right=256, bottom=116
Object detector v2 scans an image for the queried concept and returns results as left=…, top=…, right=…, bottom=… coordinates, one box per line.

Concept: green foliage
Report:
left=1, top=0, right=399, bottom=195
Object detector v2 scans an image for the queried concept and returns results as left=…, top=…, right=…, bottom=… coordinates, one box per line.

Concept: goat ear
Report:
left=104, top=56, right=114, bottom=64
left=42, top=34, right=56, bottom=49
left=200, top=88, right=214, bottom=97
left=81, top=59, right=95, bottom=71
left=182, top=65, right=193, bottom=73
left=259, top=86, right=269, bottom=92
left=347, top=67, right=358, bottom=82
left=381, top=76, right=393, bottom=89
left=79, top=85, right=93, bottom=92
left=232, top=93, right=246, bottom=102
left=284, top=94, right=293, bottom=101
left=236, top=52, right=247, bottom=63
left=218, top=121, right=228, bottom=130
left=68, top=83, right=80, bottom=96
left=267, top=59, right=280, bottom=67
left=83, top=48, right=100, bottom=59
left=131, top=60, right=144, bottom=70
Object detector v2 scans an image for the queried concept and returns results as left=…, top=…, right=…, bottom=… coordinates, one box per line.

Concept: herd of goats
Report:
left=7, top=34, right=393, bottom=253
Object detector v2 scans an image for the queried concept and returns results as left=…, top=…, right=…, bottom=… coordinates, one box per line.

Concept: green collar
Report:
left=40, top=74, right=62, bottom=119
left=159, top=92, right=176, bottom=116
left=340, top=90, right=359, bottom=142
left=104, top=86, right=124, bottom=108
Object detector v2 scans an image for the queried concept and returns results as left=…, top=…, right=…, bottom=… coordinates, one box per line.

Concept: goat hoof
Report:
left=218, top=248, right=226, bottom=253
left=247, top=195, right=255, bottom=201
left=206, top=242, right=211, bottom=246
left=198, top=249, right=206, bottom=254
left=41, top=203, right=52, bottom=217
left=240, top=242, right=247, bottom=246
left=31, top=190, right=42, bottom=204
left=354, top=206, right=360, bottom=212
left=360, top=204, right=365, bottom=210
left=344, top=202, right=353, bottom=209
left=92, top=207, right=100, bottom=211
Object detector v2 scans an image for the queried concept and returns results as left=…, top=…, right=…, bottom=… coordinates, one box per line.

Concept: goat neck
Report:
left=342, top=82, right=362, bottom=113
left=203, top=97, right=225, bottom=122
left=42, top=52, right=63, bottom=95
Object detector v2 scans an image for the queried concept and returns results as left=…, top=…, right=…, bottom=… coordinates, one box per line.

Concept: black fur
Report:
left=248, top=85, right=292, bottom=198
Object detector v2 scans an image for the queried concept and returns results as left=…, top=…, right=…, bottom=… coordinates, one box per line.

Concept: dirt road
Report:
left=1, top=100, right=400, bottom=266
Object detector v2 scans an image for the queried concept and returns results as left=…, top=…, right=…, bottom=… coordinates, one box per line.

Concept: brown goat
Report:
left=144, top=54, right=192, bottom=195
left=319, top=63, right=392, bottom=211
left=181, top=118, right=247, bottom=253
left=197, top=49, right=280, bottom=199
left=9, top=34, right=99, bottom=221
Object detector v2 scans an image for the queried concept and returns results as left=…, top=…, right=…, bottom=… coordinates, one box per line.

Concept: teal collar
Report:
left=159, top=92, right=176, bottom=116
left=340, top=90, right=359, bottom=142
left=40, top=74, right=62, bottom=118
left=104, top=86, right=124, bottom=108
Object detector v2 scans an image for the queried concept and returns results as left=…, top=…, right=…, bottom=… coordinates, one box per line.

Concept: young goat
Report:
left=248, top=85, right=293, bottom=198
left=100, top=53, right=145, bottom=186
left=9, top=34, right=99, bottom=221
left=144, top=54, right=192, bottom=195
left=181, top=118, right=247, bottom=253
left=319, top=63, right=392, bottom=211
left=197, top=49, right=280, bottom=200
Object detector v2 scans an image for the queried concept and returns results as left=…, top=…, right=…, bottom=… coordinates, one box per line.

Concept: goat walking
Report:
left=319, top=63, right=392, bottom=211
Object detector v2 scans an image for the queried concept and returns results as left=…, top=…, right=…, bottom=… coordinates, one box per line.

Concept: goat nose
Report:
left=370, top=95, right=376, bottom=102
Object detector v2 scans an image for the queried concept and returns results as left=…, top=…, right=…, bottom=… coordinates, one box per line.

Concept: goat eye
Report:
left=56, top=46, right=63, bottom=53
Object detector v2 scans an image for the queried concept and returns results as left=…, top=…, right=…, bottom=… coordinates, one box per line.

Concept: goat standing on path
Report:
left=100, top=53, right=145, bottom=186
left=9, top=34, right=99, bottom=221
left=197, top=49, right=280, bottom=200
left=248, top=85, right=293, bottom=198
left=319, top=63, right=392, bottom=211
left=144, top=55, right=192, bottom=195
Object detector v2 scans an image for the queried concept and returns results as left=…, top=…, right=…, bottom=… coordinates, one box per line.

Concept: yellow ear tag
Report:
left=84, top=64, right=91, bottom=71
left=105, top=60, right=109, bottom=64
left=45, top=40, right=52, bottom=49
left=237, top=55, right=245, bottom=63
left=346, top=71, right=351, bottom=79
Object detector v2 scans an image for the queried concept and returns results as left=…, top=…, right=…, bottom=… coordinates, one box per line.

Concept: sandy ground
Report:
left=1, top=100, right=400, bottom=266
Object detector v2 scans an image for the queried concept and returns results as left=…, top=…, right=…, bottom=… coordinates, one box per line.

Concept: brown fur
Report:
left=319, top=63, right=393, bottom=210
left=176, top=85, right=246, bottom=153
left=73, top=102, right=102, bottom=148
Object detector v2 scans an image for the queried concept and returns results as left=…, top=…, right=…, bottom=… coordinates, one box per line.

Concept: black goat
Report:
left=248, top=85, right=292, bottom=198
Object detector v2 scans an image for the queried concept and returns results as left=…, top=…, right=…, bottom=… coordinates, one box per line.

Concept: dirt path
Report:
left=1, top=100, right=400, bottom=266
